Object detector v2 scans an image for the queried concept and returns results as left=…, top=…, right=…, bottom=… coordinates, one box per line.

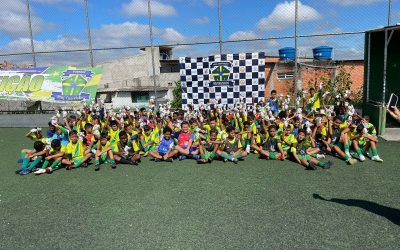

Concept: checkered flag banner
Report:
left=179, top=52, right=266, bottom=110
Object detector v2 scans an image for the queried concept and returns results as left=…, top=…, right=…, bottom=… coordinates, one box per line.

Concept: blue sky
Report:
left=0, top=0, right=398, bottom=65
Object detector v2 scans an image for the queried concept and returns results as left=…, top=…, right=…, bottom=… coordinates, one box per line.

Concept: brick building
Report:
left=264, top=57, right=364, bottom=98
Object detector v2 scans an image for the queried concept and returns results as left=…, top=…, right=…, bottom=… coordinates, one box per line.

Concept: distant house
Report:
left=96, top=46, right=180, bottom=108
left=264, top=57, right=364, bottom=98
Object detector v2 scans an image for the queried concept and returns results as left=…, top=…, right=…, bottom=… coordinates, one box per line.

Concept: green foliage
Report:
left=171, top=81, right=182, bottom=109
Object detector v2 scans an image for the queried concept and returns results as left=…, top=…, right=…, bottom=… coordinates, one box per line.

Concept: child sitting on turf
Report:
left=216, top=125, right=247, bottom=163
left=150, top=126, right=175, bottom=162
left=114, top=131, right=140, bottom=166
left=328, top=116, right=357, bottom=165
left=140, top=125, right=158, bottom=157
left=95, top=132, right=117, bottom=171
left=252, top=125, right=285, bottom=161
left=16, top=141, right=47, bottom=175
left=172, top=121, right=199, bottom=160
left=292, top=129, right=334, bottom=170
left=63, top=130, right=93, bottom=170
left=351, top=124, right=383, bottom=162
left=107, top=120, right=121, bottom=152
left=25, top=127, right=44, bottom=142
left=197, top=129, right=221, bottom=164
left=34, top=139, right=66, bottom=175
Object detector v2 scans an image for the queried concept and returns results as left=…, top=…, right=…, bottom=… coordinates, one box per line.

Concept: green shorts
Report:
left=72, top=156, right=84, bottom=164
left=201, top=151, right=216, bottom=160
left=331, top=141, right=352, bottom=149
left=269, top=151, right=278, bottom=160
left=298, top=154, right=311, bottom=161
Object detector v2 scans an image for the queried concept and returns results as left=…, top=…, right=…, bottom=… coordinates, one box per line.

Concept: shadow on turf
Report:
left=313, top=194, right=400, bottom=226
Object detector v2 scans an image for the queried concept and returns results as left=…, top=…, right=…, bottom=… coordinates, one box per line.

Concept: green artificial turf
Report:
left=0, top=128, right=399, bottom=249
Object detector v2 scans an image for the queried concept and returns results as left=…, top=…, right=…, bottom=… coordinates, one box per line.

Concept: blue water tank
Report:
left=313, top=46, right=333, bottom=60
left=278, top=47, right=295, bottom=61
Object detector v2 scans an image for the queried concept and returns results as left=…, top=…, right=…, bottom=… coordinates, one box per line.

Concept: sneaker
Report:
left=34, top=168, right=46, bottom=175
left=17, top=158, right=23, bottom=164
left=149, top=158, right=155, bottom=161
left=192, top=154, right=200, bottom=160
left=166, top=158, right=173, bottom=163
left=347, top=158, right=357, bottom=165
left=154, top=158, right=161, bottom=162
left=371, top=155, right=383, bottom=162
left=306, top=162, right=317, bottom=170
left=66, top=165, right=73, bottom=170
left=15, top=168, right=23, bottom=174
left=359, top=154, right=366, bottom=162
left=45, top=167, right=53, bottom=174
left=179, top=155, right=186, bottom=161
left=19, top=168, right=30, bottom=175
left=95, top=165, right=100, bottom=171
left=131, top=160, right=139, bottom=166
left=316, top=154, right=325, bottom=159
left=232, top=158, right=238, bottom=164
left=223, top=158, right=228, bottom=163
left=110, top=163, right=117, bottom=169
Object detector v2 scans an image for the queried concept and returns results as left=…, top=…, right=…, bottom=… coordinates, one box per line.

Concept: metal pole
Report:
left=383, top=29, right=388, bottom=105
left=218, top=0, right=223, bottom=54
left=294, top=0, right=299, bottom=91
left=366, top=33, right=371, bottom=103
left=84, top=0, right=94, bottom=67
left=26, top=0, right=36, bottom=67
left=388, top=0, right=392, bottom=26
left=148, top=0, right=158, bottom=108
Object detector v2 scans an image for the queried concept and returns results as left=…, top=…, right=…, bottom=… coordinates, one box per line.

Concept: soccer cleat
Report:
left=179, top=155, right=186, bottom=161
left=306, top=162, right=317, bottom=170
left=131, top=160, right=139, bottom=166
left=154, top=158, right=161, bottom=162
left=95, top=165, right=100, bottom=171
left=347, top=158, right=357, bottom=165
left=232, top=158, right=238, bottom=164
left=223, top=158, right=228, bottom=163
left=371, top=155, right=383, bottom=162
left=34, top=168, right=46, bottom=175
left=316, top=154, right=325, bottom=159
left=166, top=158, right=173, bottom=163
left=17, top=159, right=23, bottom=164
left=110, top=163, right=117, bottom=169
left=45, top=167, right=53, bottom=174
left=192, top=154, right=200, bottom=160
left=359, top=154, right=366, bottom=162
left=19, top=168, right=31, bottom=175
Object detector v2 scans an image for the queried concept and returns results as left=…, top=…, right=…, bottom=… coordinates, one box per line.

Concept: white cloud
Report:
left=257, top=1, right=321, bottom=32
left=329, top=0, right=385, bottom=6
left=229, top=31, right=258, bottom=41
left=0, top=0, right=54, bottom=38
left=159, top=28, right=185, bottom=43
left=122, top=0, right=176, bottom=17
left=192, top=16, right=210, bottom=25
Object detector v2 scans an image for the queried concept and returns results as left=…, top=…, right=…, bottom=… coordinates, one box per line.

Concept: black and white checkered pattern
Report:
left=179, top=52, right=266, bottom=110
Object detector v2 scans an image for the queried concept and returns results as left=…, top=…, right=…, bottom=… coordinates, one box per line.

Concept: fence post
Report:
left=294, top=0, right=300, bottom=92
left=84, top=0, right=94, bottom=67
left=148, top=0, right=158, bottom=109
left=26, top=0, right=36, bottom=67
left=218, top=0, right=223, bottom=54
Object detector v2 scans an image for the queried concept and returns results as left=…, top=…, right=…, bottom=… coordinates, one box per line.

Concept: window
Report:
left=277, top=72, right=294, bottom=79
left=131, top=91, right=150, bottom=103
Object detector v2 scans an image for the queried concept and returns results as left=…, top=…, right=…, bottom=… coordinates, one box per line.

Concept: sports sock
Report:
left=28, top=156, right=43, bottom=171
left=344, top=143, right=350, bottom=154
left=372, top=148, right=378, bottom=157
left=50, top=160, right=61, bottom=169
left=41, top=160, right=50, bottom=169
left=95, top=159, right=100, bottom=166
left=317, top=162, right=326, bottom=167
left=21, top=158, right=30, bottom=169
left=21, top=152, right=27, bottom=158
left=220, top=152, right=233, bottom=161
left=356, top=148, right=363, bottom=156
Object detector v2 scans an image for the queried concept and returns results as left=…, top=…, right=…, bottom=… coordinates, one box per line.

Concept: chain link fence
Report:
left=0, top=0, right=397, bottom=112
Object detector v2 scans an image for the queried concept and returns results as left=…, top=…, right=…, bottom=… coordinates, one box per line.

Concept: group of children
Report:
left=15, top=87, right=384, bottom=175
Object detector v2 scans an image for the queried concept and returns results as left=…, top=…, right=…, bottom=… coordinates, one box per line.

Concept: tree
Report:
left=171, top=81, right=182, bottom=109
